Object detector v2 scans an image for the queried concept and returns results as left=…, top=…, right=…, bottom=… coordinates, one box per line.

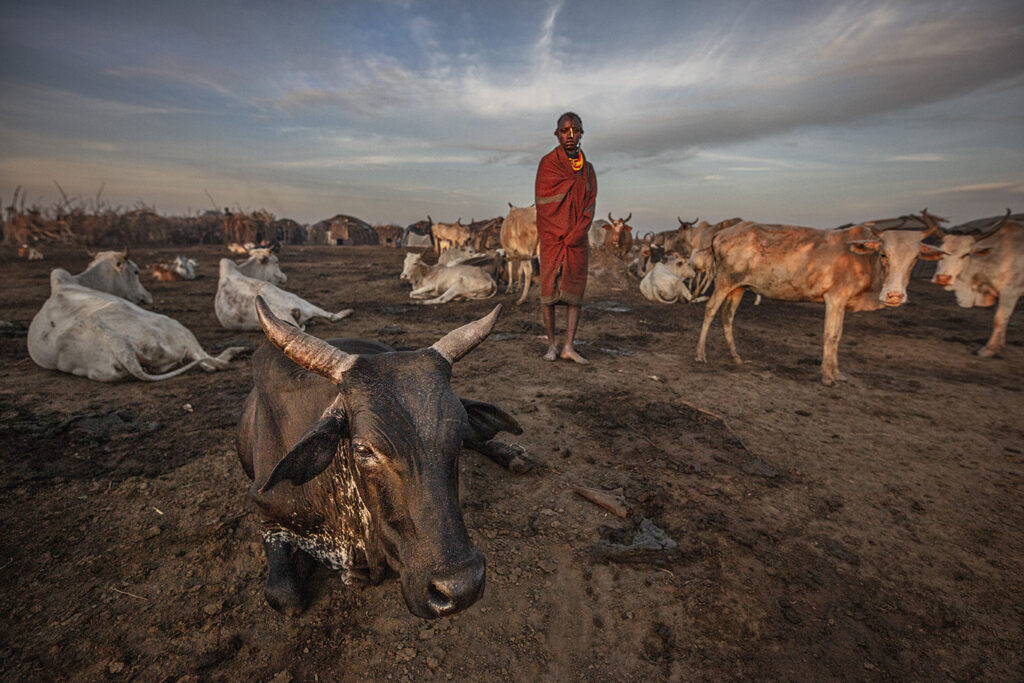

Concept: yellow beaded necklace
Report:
left=569, top=151, right=584, bottom=172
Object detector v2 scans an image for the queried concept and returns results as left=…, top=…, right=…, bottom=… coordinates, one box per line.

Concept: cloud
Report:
left=887, top=154, right=944, bottom=162
left=925, top=181, right=1024, bottom=195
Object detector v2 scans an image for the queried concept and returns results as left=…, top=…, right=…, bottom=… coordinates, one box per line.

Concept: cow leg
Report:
left=465, top=440, right=533, bottom=473
left=979, top=293, right=1017, bottom=357
left=515, top=263, right=532, bottom=306
left=695, top=284, right=733, bottom=362
left=420, top=282, right=465, bottom=305
left=262, top=532, right=311, bottom=616
left=504, top=261, right=516, bottom=294
left=409, top=285, right=434, bottom=299
left=821, top=298, right=847, bottom=386
left=720, top=288, right=746, bottom=364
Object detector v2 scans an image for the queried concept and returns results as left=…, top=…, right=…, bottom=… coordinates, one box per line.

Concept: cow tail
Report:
left=120, top=353, right=206, bottom=381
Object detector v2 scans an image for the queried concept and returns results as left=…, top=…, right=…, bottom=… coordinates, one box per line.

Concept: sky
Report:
left=1, top=0, right=1022, bottom=232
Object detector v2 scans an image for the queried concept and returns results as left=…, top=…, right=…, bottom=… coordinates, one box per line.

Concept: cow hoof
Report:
left=508, top=453, right=534, bottom=474
left=977, top=347, right=997, bottom=358
left=265, top=580, right=306, bottom=617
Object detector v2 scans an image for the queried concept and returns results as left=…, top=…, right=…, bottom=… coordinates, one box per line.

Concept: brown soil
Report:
left=1, top=245, right=1021, bottom=681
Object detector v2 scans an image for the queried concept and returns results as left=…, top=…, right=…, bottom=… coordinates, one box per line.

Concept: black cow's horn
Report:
left=431, top=305, right=502, bottom=365
left=255, top=296, right=355, bottom=381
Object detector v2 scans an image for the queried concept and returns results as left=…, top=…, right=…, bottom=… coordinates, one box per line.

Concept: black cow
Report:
left=236, top=297, right=528, bottom=618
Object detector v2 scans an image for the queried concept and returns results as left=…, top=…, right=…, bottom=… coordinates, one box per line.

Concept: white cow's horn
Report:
left=255, top=296, right=355, bottom=381
left=431, top=305, right=502, bottom=365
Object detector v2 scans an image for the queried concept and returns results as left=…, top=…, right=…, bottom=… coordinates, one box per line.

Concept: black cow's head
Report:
left=254, top=296, right=495, bottom=618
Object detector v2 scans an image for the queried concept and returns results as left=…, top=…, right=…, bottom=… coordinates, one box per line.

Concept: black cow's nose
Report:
left=426, top=553, right=485, bottom=617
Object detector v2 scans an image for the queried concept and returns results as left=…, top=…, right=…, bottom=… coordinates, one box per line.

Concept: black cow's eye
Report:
left=352, top=443, right=375, bottom=460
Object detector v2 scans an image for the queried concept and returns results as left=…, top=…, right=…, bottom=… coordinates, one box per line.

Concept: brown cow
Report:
left=150, top=264, right=183, bottom=282
left=19, top=244, right=44, bottom=260
left=695, top=213, right=945, bottom=386
left=500, top=203, right=539, bottom=305
left=932, top=210, right=1024, bottom=357
left=467, top=217, right=503, bottom=252
left=431, top=218, right=471, bottom=256
left=602, top=213, right=633, bottom=259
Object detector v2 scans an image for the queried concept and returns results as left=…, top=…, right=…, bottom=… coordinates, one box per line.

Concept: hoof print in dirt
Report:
left=592, top=517, right=680, bottom=564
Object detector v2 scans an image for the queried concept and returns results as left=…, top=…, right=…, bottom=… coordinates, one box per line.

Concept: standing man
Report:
left=535, top=111, right=597, bottom=364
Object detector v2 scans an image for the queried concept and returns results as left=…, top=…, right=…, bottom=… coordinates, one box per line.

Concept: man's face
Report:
left=555, top=117, right=583, bottom=156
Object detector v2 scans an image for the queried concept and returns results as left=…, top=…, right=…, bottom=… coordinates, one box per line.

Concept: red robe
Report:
left=534, top=146, right=597, bottom=305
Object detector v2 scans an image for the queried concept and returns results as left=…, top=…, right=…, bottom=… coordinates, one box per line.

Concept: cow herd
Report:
left=25, top=244, right=350, bottom=381
left=17, top=205, right=1023, bottom=623
left=406, top=207, right=1022, bottom=387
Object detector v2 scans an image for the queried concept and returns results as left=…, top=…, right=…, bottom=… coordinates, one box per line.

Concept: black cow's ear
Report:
left=461, top=397, right=524, bottom=443
left=260, top=414, right=348, bottom=493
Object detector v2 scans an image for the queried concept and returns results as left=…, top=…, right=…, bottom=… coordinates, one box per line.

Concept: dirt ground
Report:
left=1, top=244, right=1021, bottom=682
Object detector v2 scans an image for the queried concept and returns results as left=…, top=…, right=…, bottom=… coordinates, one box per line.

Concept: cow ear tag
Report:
left=260, top=412, right=348, bottom=493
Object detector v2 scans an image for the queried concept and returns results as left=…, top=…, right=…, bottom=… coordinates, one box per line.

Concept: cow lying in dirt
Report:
left=235, top=247, right=286, bottom=284
left=71, top=249, right=153, bottom=305
left=27, top=269, right=244, bottom=381
left=438, top=246, right=505, bottom=282
left=171, top=256, right=199, bottom=280
left=215, top=259, right=352, bottom=330
left=236, top=298, right=528, bottom=617
left=639, top=255, right=698, bottom=304
left=19, top=244, right=44, bottom=260
left=400, top=252, right=497, bottom=305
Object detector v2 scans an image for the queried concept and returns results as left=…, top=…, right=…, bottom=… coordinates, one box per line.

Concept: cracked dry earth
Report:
left=1, top=244, right=1021, bottom=681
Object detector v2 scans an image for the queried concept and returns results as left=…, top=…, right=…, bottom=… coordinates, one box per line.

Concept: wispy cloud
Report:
left=887, top=154, right=944, bottom=162
left=925, top=181, right=1024, bottom=195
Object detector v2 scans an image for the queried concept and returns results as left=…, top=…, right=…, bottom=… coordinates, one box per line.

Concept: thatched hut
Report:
left=373, top=224, right=404, bottom=247
left=312, top=214, right=379, bottom=245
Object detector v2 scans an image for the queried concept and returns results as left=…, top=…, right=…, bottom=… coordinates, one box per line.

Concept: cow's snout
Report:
left=934, top=274, right=951, bottom=286
left=423, top=552, right=485, bottom=618
left=883, top=291, right=906, bottom=306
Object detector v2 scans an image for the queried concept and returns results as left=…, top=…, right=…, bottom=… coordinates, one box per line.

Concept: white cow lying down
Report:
left=215, top=259, right=352, bottom=330
left=400, top=252, right=497, bottom=304
left=76, top=250, right=153, bottom=305
left=27, top=270, right=245, bottom=381
left=639, top=256, right=698, bottom=304
left=235, top=247, right=286, bottom=284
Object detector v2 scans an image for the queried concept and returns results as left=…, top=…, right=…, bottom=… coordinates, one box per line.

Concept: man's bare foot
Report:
left=543, top=345, right=558, bottom=361
left=560, top=346, right=588, bottom=364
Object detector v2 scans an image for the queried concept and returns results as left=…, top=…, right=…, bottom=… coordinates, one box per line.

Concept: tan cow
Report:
left=602, top=213, right=634, bottom=259
left=150, top=264, right=183, bottom=281
left=499, top=203, right=539, bottom=305
left=654, top=217, right=744, bottom=296
left=431, top=218, right=471, bottom=256
left=695, top=214, right=945, bottom=385
left=28, top=270, right=243, bottom=381
left=467, top=217, right=503, bottom=252
left=400, top=253, right=497, bottom=305
left=932, top=210, right=1023, bottom=357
